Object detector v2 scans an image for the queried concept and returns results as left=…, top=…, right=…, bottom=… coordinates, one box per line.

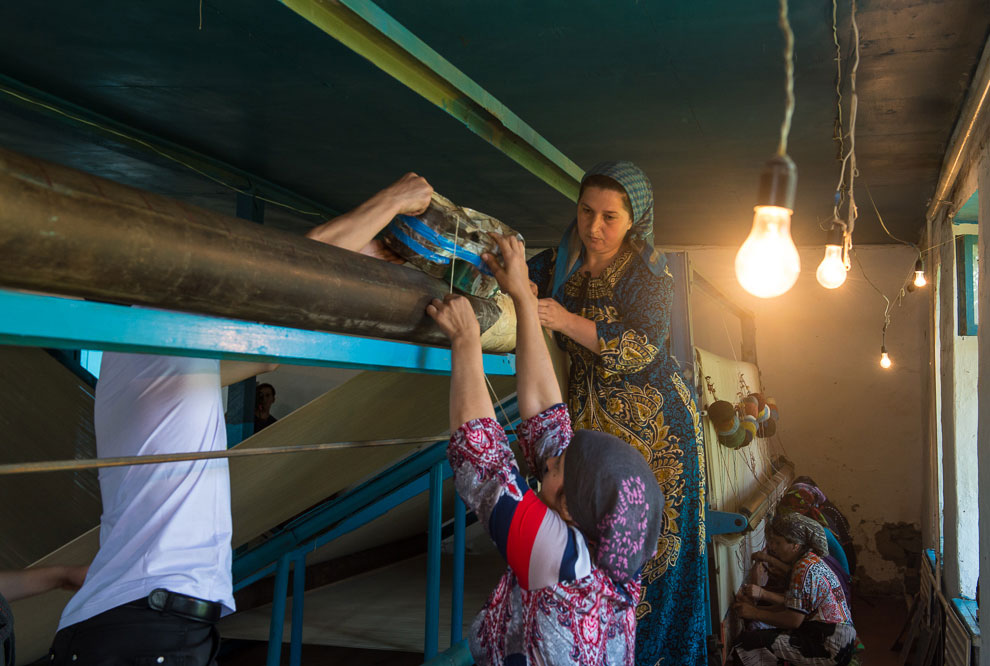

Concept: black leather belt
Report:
left=144, top=588, right=222, bottom=624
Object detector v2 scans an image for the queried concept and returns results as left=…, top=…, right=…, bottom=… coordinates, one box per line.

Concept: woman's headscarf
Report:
left=550, top=161, right=667, bottom=299
left=771, top=512, right=829, bottom=557
left=778, top=486, right=828, bottom=527
left=564, top=429, right=665, bottom=583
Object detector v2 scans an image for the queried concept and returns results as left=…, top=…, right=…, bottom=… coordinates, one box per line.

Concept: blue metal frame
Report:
left=237, top=395, right=519, bottom=664
left=451, top=496, right=466, bottom=644
left=425, top=463, right=444, bottom=659
left=956, top=234, right=978, bottom=336
left=0, top=289, right=515, bottom=376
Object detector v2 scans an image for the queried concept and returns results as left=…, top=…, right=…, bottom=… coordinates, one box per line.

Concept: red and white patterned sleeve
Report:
left=514, top=403, right=573, bottom=481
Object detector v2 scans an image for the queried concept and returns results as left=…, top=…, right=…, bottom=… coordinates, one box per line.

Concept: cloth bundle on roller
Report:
left=708, top=393, right=779, bottom=450
left=382, top=193, right=523, bottom=299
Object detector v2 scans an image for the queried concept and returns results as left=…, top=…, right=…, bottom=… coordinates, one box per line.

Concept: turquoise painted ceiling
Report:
left=0, top=1, right=987, bottom=247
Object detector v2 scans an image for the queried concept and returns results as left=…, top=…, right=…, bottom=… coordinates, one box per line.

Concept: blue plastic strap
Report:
left=390, top=225, right=452, bottom=265
left=397, top=215, right=490, bottom=273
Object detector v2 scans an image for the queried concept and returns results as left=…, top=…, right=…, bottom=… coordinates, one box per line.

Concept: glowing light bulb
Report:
left=735, top=205, right=801, bottom=298
left=913, top=258, right=927, bottom=288
left=816, top=244, right=847, bottom=289
left=880, top=346, right=892, bottom=369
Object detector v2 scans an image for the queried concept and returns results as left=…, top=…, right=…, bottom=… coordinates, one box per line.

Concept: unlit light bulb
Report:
left=735, top=205, right=801, bottom=298
left=816, top=244, right=847, bottom=289
left=880, top=347, right=892, bottom=369
left=913, top=258, right=927, bottom=288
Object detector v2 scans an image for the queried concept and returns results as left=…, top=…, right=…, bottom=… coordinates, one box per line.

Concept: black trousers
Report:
left=49, top=601, right=220, bottom=666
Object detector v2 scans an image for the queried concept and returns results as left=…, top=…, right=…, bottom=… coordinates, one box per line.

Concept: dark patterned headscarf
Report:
left=564, top=429, right=664, bottom=583
left=778, top=487, right=829, bottom=527
left=772, top=512, right=828, bottom=557
left=550, top=161, right=667, bottom=299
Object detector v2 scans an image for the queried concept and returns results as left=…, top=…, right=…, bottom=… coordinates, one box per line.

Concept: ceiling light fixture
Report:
left=736, top=0, right=800, bottom=299
left=816, top=223, right=848, bottom=289
left=819, top=0, right=860, bottom=291
left=879, top=345, right=892, bottom=369
left=913, top=257, right=927, bottom=288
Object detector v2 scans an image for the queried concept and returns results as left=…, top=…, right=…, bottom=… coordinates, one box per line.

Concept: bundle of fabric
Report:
left=382, top=192, right=523, bottom=298
left=708, top=393, right=779, bottom=450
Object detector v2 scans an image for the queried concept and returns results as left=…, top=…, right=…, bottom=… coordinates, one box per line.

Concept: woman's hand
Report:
left=736, top=584, right=764, bottom=604
left=426, top=294, right=480, bottom=343
left=733, top=600, right=757, bottom=620
left=482, top=234, right=532, bottom=301
left=537, top=298, right=573, bottom=333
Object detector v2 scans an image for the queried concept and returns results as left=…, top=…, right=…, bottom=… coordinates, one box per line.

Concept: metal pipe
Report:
left=425, top=462, right=443, bottom=659
left=452, top=495, right=465, bottom=645
left=290, top=551, right=307, bottom=666
left=0, top=436, right=443, bottom=476
left=267, top=554, right=292, bottom=666
left=927, top=35, right=990, bottom=222
left=421, top=640, right=472, bottom=666
left=0, top=146, right=501, bottom=347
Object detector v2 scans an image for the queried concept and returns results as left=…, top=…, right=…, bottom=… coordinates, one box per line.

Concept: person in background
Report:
left=732, top=513, right=858, bottom=666
left=427, top=233, right=664, bottom=665
left=528, top=161, right=705, bottom=665
left=253, top=383, right=278, bottom=433
left=48, top=173, right=433, bottom=665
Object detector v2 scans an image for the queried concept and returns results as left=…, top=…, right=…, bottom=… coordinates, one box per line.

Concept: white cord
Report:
left=777, top=0, right=796, bottom=156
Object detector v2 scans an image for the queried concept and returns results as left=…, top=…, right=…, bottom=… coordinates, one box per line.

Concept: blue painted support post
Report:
left=267, top=553, right=292, bottom=666
left=421, top=640, right=472, bottom=666
left=451, top=494, right=466, bottom=645
left=425, top=462, right=444, bottom=659
left=290, top=550, right=307, bottom=666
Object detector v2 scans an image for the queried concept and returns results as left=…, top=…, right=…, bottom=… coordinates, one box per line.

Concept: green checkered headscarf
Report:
left=551, top=161, right=667, bottom=300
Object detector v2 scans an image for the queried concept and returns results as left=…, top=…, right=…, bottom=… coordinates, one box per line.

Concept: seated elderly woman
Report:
left=732, top=513, right=858, bottom=666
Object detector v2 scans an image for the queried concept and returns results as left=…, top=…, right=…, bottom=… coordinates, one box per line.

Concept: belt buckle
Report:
left=148, top=588, right=170, bottom=612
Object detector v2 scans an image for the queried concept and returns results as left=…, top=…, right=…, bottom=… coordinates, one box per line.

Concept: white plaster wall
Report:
left=686, top=245, right=927, bottom=593
left=952, top=333, right=980, bottom=597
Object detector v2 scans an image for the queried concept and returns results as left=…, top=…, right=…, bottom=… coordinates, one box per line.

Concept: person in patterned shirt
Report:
left=731, top=513, right=859, bottom=666
left=426, top=233, right=664, bottom=666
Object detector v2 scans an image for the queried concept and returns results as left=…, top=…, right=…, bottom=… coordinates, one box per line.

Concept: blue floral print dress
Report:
left=529, top=247, right=707, bottom=666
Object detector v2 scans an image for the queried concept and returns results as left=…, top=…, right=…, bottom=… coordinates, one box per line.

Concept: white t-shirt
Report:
left=59, top=353, right=235, bottom=629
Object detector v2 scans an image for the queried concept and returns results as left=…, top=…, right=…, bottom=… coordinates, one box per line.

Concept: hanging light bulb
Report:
left=913, top=257, right=927, bottom=288
left=879, top=345, right=892, bottom=369
left=816, top=224, right=848, bottom=289
left=736, top=155, right=800, bottom=298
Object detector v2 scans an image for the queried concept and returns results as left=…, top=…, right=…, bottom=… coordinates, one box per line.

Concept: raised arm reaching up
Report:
left=483, top=234, right=562, bottom=420
left=427, top=294, right=495, bottom=431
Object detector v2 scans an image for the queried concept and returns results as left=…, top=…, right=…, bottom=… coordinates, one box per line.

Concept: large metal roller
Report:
left=0, top=146, right=504, bottom=347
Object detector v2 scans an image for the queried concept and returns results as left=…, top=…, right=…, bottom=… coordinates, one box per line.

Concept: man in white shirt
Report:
left=48, top=173, right=433, bottom=665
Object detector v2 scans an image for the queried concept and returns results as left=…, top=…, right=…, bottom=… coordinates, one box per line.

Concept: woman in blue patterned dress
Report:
left=528, top=161, right=706, bottom=666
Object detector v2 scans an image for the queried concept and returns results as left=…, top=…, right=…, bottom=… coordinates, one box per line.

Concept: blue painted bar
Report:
left=0, top=289, right=515, bottom=376
left=421, top=640, right=472, bottom=666
left=706, top=510, right=748, bottom=536
left=290, top=551, right=307, bottom=666
left=267, top=554, right=292, bottom=666
left=451, top=495, right=466, bottom=645
left=307, top=469, right=450, bottom=553
left=233, top=442, right=449, bottom=583
left=425, top=462, right=444, bottom=659
left=234, top=562, right=278, bottom=593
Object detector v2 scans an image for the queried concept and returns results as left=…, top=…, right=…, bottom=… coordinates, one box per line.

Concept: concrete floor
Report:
left=852, top=595, right=909, bottom=666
